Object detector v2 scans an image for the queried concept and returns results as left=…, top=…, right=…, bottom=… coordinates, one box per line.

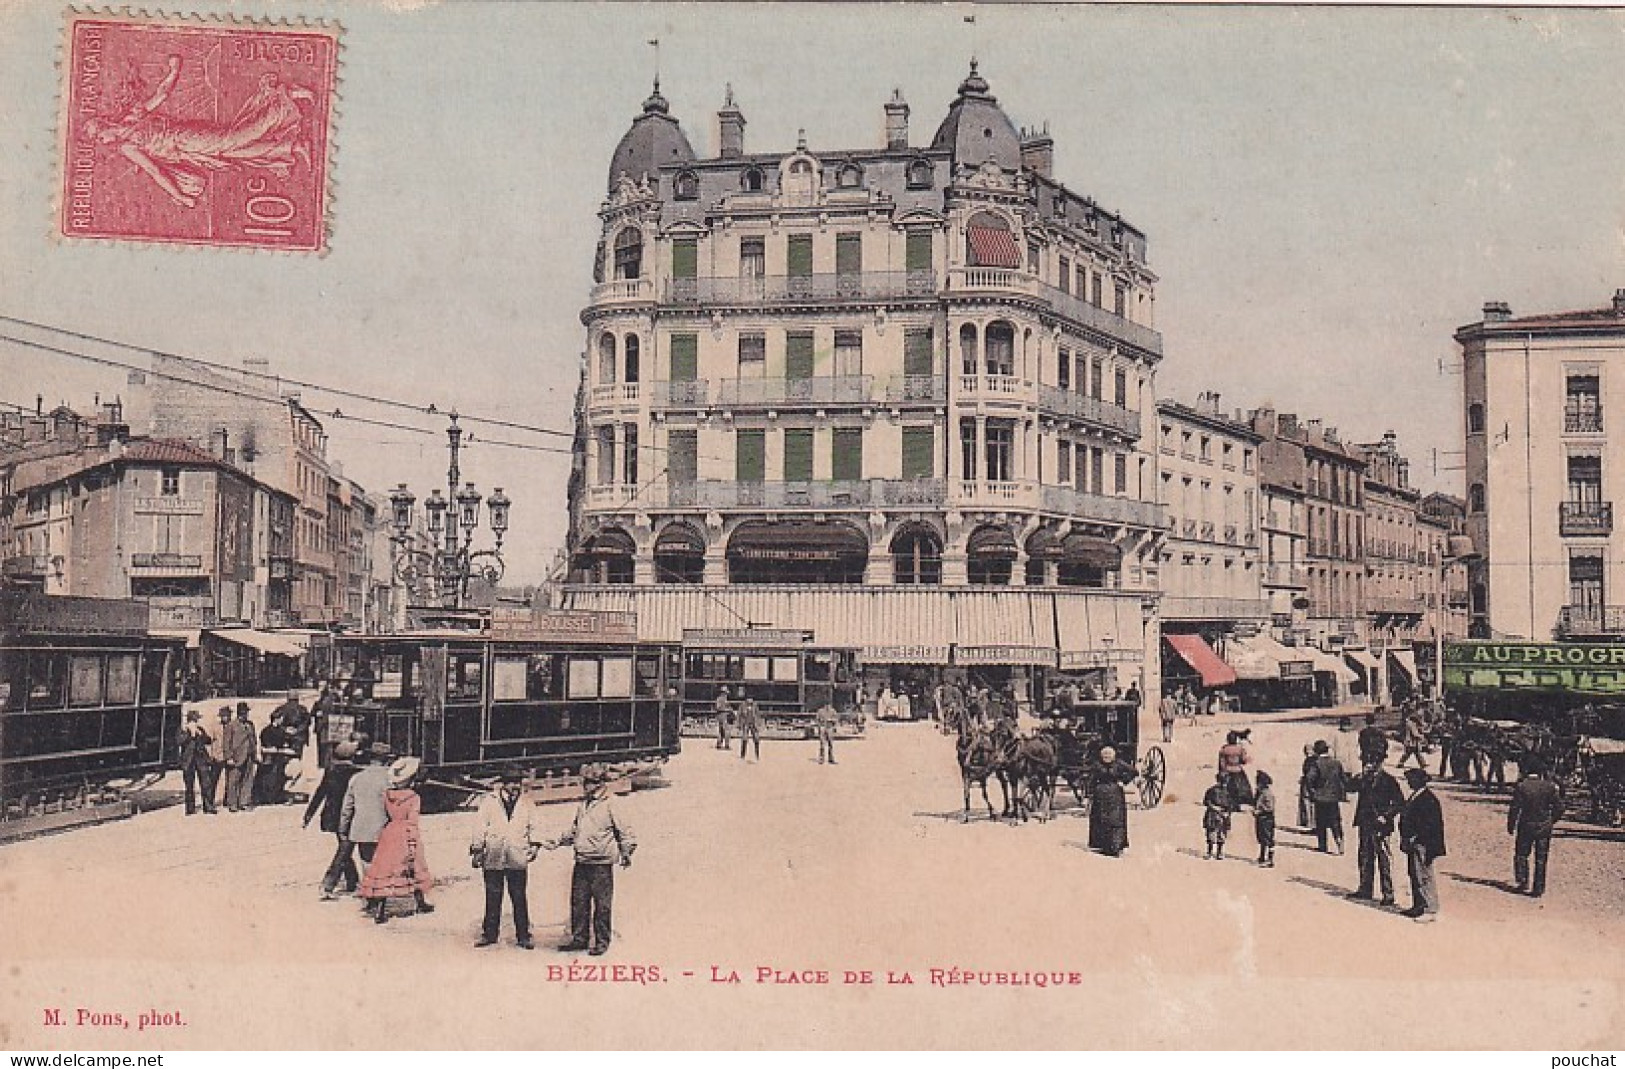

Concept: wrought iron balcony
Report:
left=717, top=375, right=872, bottom=407
left=1563, top=405, right=1603, bottom=434
left=1, top=553, right=52, bottom=579
left=886, top=375, right=946, bottom=404
left=660, top=479, right=942, bottom=510
left=650, top=380, right=710, bottom=408
left=1262, top=563, right=1309, bottom=589
left=1556, top=604, right=1625, bottom=638
left=943, top=268, right=1164, bottom=355
left=1038, top=484, right=1164, bottom=528
left=1559, top=500, right=1613, bottom=537
left=663, top=271, right=936, bottom=306
left=1035, top=384, right=1141, bottom=436
left=1367, top=595, right=1424, bottom=616
left=1162, top=596, right=1271, bottom=622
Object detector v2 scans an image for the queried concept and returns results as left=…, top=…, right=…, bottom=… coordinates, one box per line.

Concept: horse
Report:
left=1005, top=732, right=1060, bottom=823
left=957, top=719, right=1012, bottom=823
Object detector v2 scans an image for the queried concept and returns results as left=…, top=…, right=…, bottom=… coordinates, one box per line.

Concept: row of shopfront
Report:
left=557, top=585, right=1156, bottom=716
left=1161, top=629, right=1423, bottom=711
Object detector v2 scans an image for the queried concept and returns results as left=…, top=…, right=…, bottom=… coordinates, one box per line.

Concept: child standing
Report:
left=1202, top=772, right=1232, bottom=860
left=1254, top=769, right=1277, bottom=867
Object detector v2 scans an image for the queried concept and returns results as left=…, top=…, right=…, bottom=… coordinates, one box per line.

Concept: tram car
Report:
left=0, top=592, right=185, bottom=817
left=678, top=628, right=864, bottom=740
left=331, top=609, right=681, bottom=790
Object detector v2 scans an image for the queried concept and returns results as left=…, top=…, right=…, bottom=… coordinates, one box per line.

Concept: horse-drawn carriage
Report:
left=955, top=696, right=1166, bottom=822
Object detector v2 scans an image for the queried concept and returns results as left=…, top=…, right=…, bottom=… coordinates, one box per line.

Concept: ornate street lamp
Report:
left=388, top=415, right=512, bottom=611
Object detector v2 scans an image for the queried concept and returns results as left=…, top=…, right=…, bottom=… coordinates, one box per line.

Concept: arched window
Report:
left=837, top=163, right=862, bottom=189
left=1468, top=483, right=1486, bottom=514
left=727, top=521, right=867, bottom=585
left=597, top=334, right=617, bottom=385
left=623, top=335, right=640, bottom=384
left=653, top=523, right=705, bottom=585
left=673, top=171, right=699, bottom=201
left=892, top=525, right=942, bottom=585
left=959, top=323, right=979, bottom=376
left=574, top=528, right=636, bottom=585
left=1467, top=402, right=1485, bottom=435
left=742, top=167, right=765, bottom=193
left=966, top=211, right=1019, bottom=269
left=613, top=228, right=643, bottom=280
left=906, top=159, right=933, bottom=190
left=965, top=525, right=1016, bottom=586
left=985, top=321, right=1015, bottom=377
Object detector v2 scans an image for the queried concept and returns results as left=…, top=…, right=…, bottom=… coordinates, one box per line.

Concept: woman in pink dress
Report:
left=358, top=757, right=435, bottom=924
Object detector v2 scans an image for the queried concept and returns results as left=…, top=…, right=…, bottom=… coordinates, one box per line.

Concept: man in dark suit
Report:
left=1305, top=740, right=1348, bottom=854
left=1399, top=767, right=1445, bottom=922
left=221, top=703, right=259, bottom=812
left=1348, top=759, right=1405, bottom=906
left=1508, top=758, right=1564, bottom=898
left=1358, top=711, right=1389, bottom=767
left=176, top=710, right=218, bottom=815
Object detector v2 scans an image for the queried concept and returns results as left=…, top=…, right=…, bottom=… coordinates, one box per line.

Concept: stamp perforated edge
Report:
left=52, top=6, right=344, bottom=256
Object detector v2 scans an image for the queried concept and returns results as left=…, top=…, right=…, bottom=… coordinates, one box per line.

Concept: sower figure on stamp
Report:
left=176, top=710, right=217, bottom=815
left=543, top=763, right=636, bottom=956
left=472, top=770, right=541, bottom=950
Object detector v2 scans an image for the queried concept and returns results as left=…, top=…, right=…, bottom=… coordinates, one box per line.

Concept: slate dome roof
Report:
left=930, top=60, right=1022, bottom=171
left=608, top=80, right=697, bottom=193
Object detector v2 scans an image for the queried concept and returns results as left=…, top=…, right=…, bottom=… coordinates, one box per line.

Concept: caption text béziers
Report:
left=541, top=963, right=1093, bottom=988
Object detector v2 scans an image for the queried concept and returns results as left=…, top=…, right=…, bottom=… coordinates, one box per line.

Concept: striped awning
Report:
left=967, top=225, right=1021, bottom=269
left=1164, top=633, right=1237, bottom=688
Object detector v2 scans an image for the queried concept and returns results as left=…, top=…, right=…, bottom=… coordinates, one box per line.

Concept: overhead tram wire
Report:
left=0, top=315, right=730, bottom=464
left=0, top=332, right=576, bottom=456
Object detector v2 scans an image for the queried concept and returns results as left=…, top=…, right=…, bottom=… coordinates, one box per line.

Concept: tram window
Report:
left=743, top=657, right=770, bottom=682
left=493, top=657, right=528, bottom=702
left=105, top=654, right=138, bottom=705
left=772, top=656, right=800, bottom=682
left=140, top=651, right=167, bottom=702
left=567, top=657, right=600, bottom=699
left=378, top=655, right=406, bottom=699
left=636, top=655, right=662, bottom=697
left=69, top=655, right=103, bottom=708
left=601, top=657, right=633, bottom=699
left=526, top=654, right=566, bottom=700
left=806, top=653, right=832, bottom=682
left=447, top=653, right=484, bottom=701
left=27, top=653, right=67, bottom=709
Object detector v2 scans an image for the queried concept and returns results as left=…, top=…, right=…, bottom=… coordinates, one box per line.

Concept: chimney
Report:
left=884, top=88, right=909, bottom=150
left=1613, top=288, right=1625, bottom=315
left=211, top=427, right=229, bottom=461
left=1482, top=301, right=1512, bottom=322
left=1020, top=122, right=1053, bottom=178
left=717, top=84, right=746, bottom=159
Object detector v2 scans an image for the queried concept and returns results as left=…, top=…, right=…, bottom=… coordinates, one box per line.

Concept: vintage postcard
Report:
left=1, top=1, right=1623, bottom=1053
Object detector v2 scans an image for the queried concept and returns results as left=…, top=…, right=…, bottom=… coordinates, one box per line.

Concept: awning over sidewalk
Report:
left=1163, top=633, right=1237, bottom=687
left=207, top=629, right=307, bottom=658
left=150, top=628, right=201, bottom=650
left=1344, top=648, right=1381, bottom=674
left=1389, top=648, right=1418, bottom=684
left=1227, top=634, right=1315, bottom=681
left=1307, top=647, right=1357, bottom=684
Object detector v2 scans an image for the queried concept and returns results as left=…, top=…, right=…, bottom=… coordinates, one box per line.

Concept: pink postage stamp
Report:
left=59, top=11, right=339, bottom=251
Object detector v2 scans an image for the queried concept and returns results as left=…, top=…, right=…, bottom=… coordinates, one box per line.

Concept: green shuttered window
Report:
left=901, top=426, right=934, bottom=479
left=670, top=334, right=697, bottom=382
left=832, top=428, right=863, bottom=482
left=672, top=239, right=697, bottom=280
left=787, top=235, right=813, bottom=277
left=784, top=428, right=814, bottom=481
left=736, top=430, right=765, bottom=484
left=785, top=331, right=815, bottom=380
left=668, top=430, right=697, bottom=484
left=906, top=232, right=932, bottom=272
left=904, top=329, right=933, bottom=377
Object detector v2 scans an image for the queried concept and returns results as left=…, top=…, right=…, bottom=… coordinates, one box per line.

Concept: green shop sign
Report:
left=1443, top=642, right=1625, bottom=695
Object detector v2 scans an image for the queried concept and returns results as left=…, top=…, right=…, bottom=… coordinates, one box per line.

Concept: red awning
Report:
left=1164, top=633, right=1238, bottom=688
left=967, top=226, right=1021, bottom=269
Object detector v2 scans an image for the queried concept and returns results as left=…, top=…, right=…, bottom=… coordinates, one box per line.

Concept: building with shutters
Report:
left=562, top=65, right=1167, bottom=709
left=1457, top=290, right=1625, bottom=642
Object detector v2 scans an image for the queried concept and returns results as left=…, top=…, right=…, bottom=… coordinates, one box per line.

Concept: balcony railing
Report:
left=1556, top=604, right=1625, bottom=638
left=1262, top=563, right=1309, bottom=588
left=958, top=479, right=1024, bottom=503
left=650, top=380, right=710, bottom=407
left=131, top=553, right=204, bottom=569
left=588, top=484, right=641, bottom=507
left=588, top=278, right=655, bottom=306
left=959, top=373, right=1023, bottom=397
left=717, top=375, right=872, bottom=407
left=943, top=268, right=1164, bottom=355
left=1035, top=384, right=1141, bottom=436
left=660, top=479, right=943, bottom=510
left=1038, top=484, right=1164, bottom=528
left=1162, top=596, right=1271, bottom=622
left=886, top=375, right=946, bottom=404
left=1559, top=500, right=1613, bottom=537
left=2, top=554, right=52, bottom=579
left=1563, top=405, right=1603, bottom=434
left=588, top=383, right=641, bottom=406
left=1367, top=595, right=1424, bottom=616
left=664, top=271, right=936, bottom=306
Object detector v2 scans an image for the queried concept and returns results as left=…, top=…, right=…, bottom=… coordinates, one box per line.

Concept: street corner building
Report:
left=558, top=65, right=1168, bottom=708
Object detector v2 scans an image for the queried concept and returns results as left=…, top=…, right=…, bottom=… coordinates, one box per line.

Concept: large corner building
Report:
left=561, top=66, right=1167, bottom=705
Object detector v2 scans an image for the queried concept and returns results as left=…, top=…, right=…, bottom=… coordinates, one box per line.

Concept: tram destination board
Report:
left=1443, top=640, right=1625, bottom=696
left=489, top=608, right=638, bottom=643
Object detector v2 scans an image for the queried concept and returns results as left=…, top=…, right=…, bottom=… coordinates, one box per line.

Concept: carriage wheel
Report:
left=1138, top=746, right=1167, bottom=809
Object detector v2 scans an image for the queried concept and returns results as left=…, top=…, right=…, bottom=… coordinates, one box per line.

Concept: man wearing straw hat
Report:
left=543, top=763, right=636, bottom=956
left=471, top=770, right=541, bottom=950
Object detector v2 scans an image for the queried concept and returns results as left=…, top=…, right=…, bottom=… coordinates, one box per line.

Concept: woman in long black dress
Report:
left=1088, top=745, right=1139, bottom=857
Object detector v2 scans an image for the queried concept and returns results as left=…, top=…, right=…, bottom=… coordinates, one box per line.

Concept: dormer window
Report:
left=673, top=171, right=699, bottom=201
left=906, top=159, right=933, bottom=190
left=836, top=163, right=862, bottom=189
left=742, top=167, right=765, bottom=193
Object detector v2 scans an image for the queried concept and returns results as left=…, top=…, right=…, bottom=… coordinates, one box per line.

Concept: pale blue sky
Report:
left=3, top=3, right=1623, bottom=581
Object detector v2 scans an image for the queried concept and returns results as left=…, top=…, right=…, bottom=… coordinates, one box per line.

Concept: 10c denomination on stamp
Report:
left=60, top=11, right=339, bottom=252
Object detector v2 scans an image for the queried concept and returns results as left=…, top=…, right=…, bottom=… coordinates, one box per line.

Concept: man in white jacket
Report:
left=471, top=770, right=541, bottom=949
